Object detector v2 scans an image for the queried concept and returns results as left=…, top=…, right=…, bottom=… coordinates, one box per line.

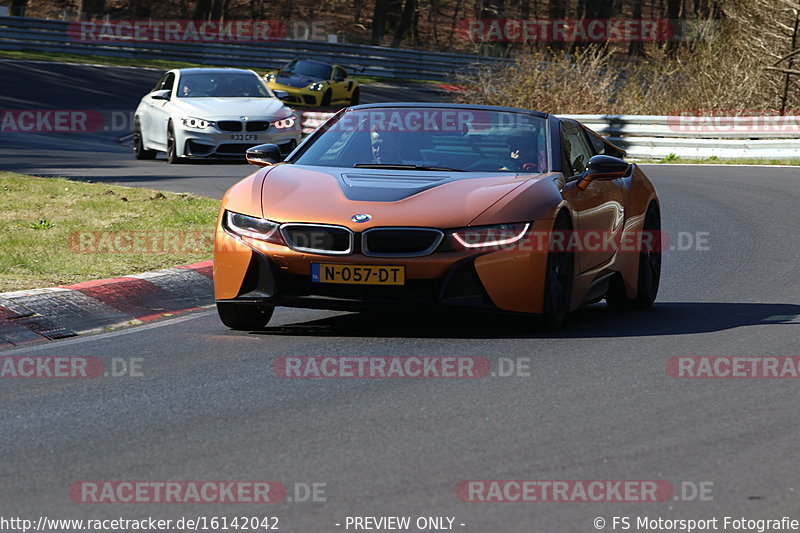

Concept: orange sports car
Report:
left=213, top=103, right=661, bottom=329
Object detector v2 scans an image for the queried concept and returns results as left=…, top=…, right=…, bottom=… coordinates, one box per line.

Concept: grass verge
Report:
left=0, top=172, right=218, bottom=292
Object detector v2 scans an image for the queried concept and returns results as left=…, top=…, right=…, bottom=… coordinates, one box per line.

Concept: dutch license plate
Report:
left=311, top=263, right=405, bottom=285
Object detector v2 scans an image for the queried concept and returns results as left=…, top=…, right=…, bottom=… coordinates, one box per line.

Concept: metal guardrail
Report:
left=299, top=111, right=800, bottom=159
left=0, top=15, right=510, bottom=81
left=560, top=114, right=800, bottom=159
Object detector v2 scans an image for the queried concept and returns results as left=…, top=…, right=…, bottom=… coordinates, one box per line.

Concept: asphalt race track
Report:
left=0, top=60, right=448, bottom=197
left=2, top=60, right=800, bottom=531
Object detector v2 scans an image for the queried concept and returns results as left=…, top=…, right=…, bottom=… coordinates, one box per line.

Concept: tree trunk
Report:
left=629, top=0, right=645, bottom=55
left=371, top=0, right=389, bottom=45
left=664, top=0, right=682, bottom=57
left=193, top=0, right=212, bottom=20
left=10, top=0, right=27, bottom=17
left=251, top=0, right=264, bottom=19
left=548, top=0, right=567, bottom=49
left=391, top=0, right=417, bottom=47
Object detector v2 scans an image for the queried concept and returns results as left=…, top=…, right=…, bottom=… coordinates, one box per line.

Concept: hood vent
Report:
left=339, top=173, right=452, bottom=202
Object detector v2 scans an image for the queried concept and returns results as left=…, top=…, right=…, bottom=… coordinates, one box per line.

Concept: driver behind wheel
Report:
left=501, top=135, right=545, bottom=172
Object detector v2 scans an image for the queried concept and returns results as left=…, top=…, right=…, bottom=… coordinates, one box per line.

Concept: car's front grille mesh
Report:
left=281, top=225, right=353, bottom=255
left=217, top=121, right=271, bottom=132
left=362, top=228, right=444, bottom=257
left=218, top=121, right=243, bottom=132
left=246, top=121, right=270, bottom=132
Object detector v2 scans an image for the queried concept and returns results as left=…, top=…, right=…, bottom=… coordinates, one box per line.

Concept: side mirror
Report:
left=246, top=144, right=283, bottom=167
left=577, top=155, right=630, bottom=191
left=151, top=89, right=171, bottom=101
left=272, top=90, right=289, bottom=100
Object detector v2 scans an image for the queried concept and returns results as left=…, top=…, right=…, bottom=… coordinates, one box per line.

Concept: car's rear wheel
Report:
left=321, top=90, right=332, bottom=107
left=541, top=213, right=575, bottom=329
left=606, top=202, right=661, bottom=310
left=217, top=302, right=275, bottom=330
left=133, top=124, right=156, bottom=160
left=350, top=87, right=360, bottom=106
left=166, top=126, right=182, bottom=164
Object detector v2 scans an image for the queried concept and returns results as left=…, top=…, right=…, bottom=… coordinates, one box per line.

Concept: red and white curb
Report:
left=0, top=261, right=212, bottom=347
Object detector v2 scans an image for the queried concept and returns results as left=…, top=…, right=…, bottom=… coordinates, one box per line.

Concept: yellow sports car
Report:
left=264, top=59, right=360, bottom=108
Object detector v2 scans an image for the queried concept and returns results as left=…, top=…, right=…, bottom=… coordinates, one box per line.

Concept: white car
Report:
left=133, top=68, right=302, bottom=163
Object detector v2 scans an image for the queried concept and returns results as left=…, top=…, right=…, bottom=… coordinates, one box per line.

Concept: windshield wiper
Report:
left=353, top=163, right=465, bottom=172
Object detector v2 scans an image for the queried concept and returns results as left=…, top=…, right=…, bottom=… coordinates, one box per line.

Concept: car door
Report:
left=559, top=119, right=628, bottom=273
left=143, top=72, right=175, bottom=149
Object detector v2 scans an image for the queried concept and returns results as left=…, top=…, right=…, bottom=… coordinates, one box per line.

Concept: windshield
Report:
left=177, top=72, right=273, bottom=98
left=284, top=60, right=332, bottom=80
left=292, top=108, right=549, bottom=173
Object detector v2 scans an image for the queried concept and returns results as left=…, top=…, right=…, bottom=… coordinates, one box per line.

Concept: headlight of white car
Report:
left=308, top=82, right=324, bottom=91
left=180, top=116, right=215, bottom=130
left=274, top=116, right=296, bottom=129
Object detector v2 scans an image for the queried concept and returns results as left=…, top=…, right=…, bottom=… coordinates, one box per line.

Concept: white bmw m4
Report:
left=133, top=68, right=302, bottom=163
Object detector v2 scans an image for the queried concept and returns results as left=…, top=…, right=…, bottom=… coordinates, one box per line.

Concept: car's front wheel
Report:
left=606, top=202, right=661, bottom=310
left=166, top=126, right=182, bottom=164
left=217, top=302, right=275, bottom=330
left=541, top=213, right=575, bottom=329
left=321, top=89, right=332, bottom=107
left=133, top=124, right=156, bottom=160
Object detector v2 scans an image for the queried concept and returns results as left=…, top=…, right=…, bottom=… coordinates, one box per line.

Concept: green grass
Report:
left=0, top=172, right=219, bottom=292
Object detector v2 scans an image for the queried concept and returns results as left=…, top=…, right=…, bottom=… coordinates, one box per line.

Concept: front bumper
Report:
left=266, top=82, right=322, bottom=106
left=176, top=127, right=301, bottom=158
left=221, top=252, right=494, bottom=311
left=213, top=220, right=553, bottom=314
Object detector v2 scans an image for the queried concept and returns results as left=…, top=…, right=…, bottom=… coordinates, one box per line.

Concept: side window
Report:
left=152, top=74, right=167, bottom=92
left=561, top=121, right=594, bottom=178
left=153, top=73, right=175, bottom=92
left=161, top=73, right=175, bottom=92
left=333, top=67, right=346, bottom=81
left=584, top=128, right=605, bottom=155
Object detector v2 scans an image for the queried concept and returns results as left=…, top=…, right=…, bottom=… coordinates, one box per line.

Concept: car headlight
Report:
left=180, top=116, right=215, bottom=130
left=224, top=211, right=284, bottom=244
left=450, top=223, right=530, bottom=250
left=308, top=82, right=324, bottom=91
left=274, top=116, right=296, bottom=129
left=264, top=73, right=276, bottom=82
